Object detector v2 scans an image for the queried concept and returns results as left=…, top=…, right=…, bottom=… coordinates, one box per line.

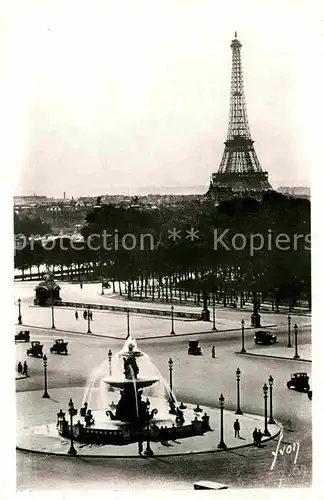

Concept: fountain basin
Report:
left=57, top=398, right=210, bottom=446
left=103, top=377, right=159, bottom=389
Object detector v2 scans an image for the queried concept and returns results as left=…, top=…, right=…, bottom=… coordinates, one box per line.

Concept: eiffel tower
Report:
left=208, top=33, right=272, bottom=201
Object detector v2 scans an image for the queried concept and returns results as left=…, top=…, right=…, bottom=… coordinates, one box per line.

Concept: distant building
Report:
left=277, top=186, right=310, bottom=199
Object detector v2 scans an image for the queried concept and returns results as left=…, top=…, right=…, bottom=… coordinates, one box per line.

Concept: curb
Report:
left=235, top=351, right=312, bottom=363
left=19, top=324, right=277, bottom=342
left=21, top=324, right=124, bottom=340
left=16, top=425, right=281, bottom=459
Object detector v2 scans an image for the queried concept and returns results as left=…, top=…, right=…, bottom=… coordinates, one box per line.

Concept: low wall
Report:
left=56, top=300, right=202, bottom=320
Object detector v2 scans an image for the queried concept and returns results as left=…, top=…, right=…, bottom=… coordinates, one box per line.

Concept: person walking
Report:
left=138, top=439, right=143, bottom=456
left=212, top=346, right=215, bottom=358
left=75, top=311, right=79, bottom=320
left=83, top=310, right=87, bottom=320
left=256, top=429, right=262, bottom=447
left=17, top=361, right=23, bottom=375
left=23, top=361, right=28, bottom=377
left=234, top=418, right=240, bottom=438
left=252, top=428, right=258, bottom=446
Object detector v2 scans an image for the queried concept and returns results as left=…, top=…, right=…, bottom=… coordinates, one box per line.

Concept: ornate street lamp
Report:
left=42, top=355, right=50, bottom=399
left=144, top=418, right=154, bottom=457
left=212, top=298, right=217, bottom=331
left=240, top=319, right=246, bottom=354
left=235, top=368, right=243, bottom=415
left=87, top=309, right=91, bottom=334
left=170, top=305, right=175, bottom=335
left=217, top=393, right=227, bottom=449
left=67, top=398, right=78, bottom=455
left=287, top=315, right=292, bottom=347
left=263, top=383, right=271, bottom=437
left=268, top=375, right=276, bottom=424
left=51, top=303, right=56, bottom=329
left=294, top=324, right=300, bottom=359
left=168, top=358, right=173, bottom=392
left=17, top=298, right=22, bottom=325
left=108, top=349, right=112, bottom=376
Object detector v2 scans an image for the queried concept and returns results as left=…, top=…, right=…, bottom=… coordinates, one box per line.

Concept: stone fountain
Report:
left=57, top=335, right=211, bottom=446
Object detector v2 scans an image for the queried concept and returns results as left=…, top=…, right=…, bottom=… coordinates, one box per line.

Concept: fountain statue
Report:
left=104, top=336, right=159, bottom=426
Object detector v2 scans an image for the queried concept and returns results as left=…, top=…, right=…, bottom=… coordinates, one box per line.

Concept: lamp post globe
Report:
left=263, top=383, right=271, bottom=436
left=67, top=398, right=77, bottom=455
left=168, top=358, right=173, bottom=392
left=108, top=349, right=112, bottom=375
left=294, top=324, right=300, bottom=359
left=287, top=315, right=292, bottom=347
left=212, top=299, right=217, bottom=331
left=235, top=367, right=243, bottom=415
left=217, top=393, right=227, bottom=449
left=170, top=305, right=175, bottom=335
left=51, top=303, right=56, bottom=329
left=268, top=375, right=276, bottom=424
left=18, top=298, right=22, bottom=325
left=87, top=309, right=91, bottom=334
left=240, top=318, right=246, bottom=354
left=42, top=355, right=50, bottom=399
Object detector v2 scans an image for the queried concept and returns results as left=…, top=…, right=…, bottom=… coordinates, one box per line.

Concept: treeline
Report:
left=14, top=191, right=311, bottom=310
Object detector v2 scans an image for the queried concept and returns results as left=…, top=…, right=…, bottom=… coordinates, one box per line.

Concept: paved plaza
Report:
left=15, top=282, right=311, bottom=341
left=15, top=280, right=312, bottom=490
left=16, top=387, right=280, bottom=457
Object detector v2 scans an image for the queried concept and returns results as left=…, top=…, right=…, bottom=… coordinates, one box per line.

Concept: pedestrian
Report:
left=17, top=361, right=23, bottom=375
left=252, top=428, right=258, bottom=446
left=138, top=439, right=143, bottom=456
left=234, top=418, right=240, bottom=438
left=83, top=310, right=87, bottom=320
left=80, top=282, right=83, bottom=289
left=23, top=361, right=28, bottom=377
left=212, top=346, right=216, bottom=358
left=171, top=423, right=177, bottom=441
left=75, top=311, right=79, bottom=320
left=256, top=429, right=262, bottom=447
left=90, top=311, right=93, bottom=321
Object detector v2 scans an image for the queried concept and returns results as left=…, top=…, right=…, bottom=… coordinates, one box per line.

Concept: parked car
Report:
left=27, top=341, right=43, bottom=358
left=287, top=372, right=310, bottom=393
left=50, top=339, right=68, bottom=355
left=188, top=340, right=202, bottom=355
left=15, top=330, right=30, bottom=342
left=254, top=331, right=277, bottom=345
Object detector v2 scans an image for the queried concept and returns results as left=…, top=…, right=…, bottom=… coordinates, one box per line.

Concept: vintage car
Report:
left=188, top=340, right=202, bottom=356
left=27, top=341, right=43, bottom=358
left=15, top=330, right=30, bottom=342
left=254, top=330, right=277, bottom=345
left=50, top=339, right=68, bottom=355
left=287, top=372, right=310, bottom=393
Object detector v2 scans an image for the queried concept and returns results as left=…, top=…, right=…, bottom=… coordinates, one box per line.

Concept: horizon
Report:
left=14, top=182, right=310, bottom=200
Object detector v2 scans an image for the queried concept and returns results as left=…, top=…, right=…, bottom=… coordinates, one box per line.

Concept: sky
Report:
left=3, top=0, right=323, bottom=197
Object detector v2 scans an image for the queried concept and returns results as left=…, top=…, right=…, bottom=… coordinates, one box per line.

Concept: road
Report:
left=16, top=322, right=312, bottom=490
